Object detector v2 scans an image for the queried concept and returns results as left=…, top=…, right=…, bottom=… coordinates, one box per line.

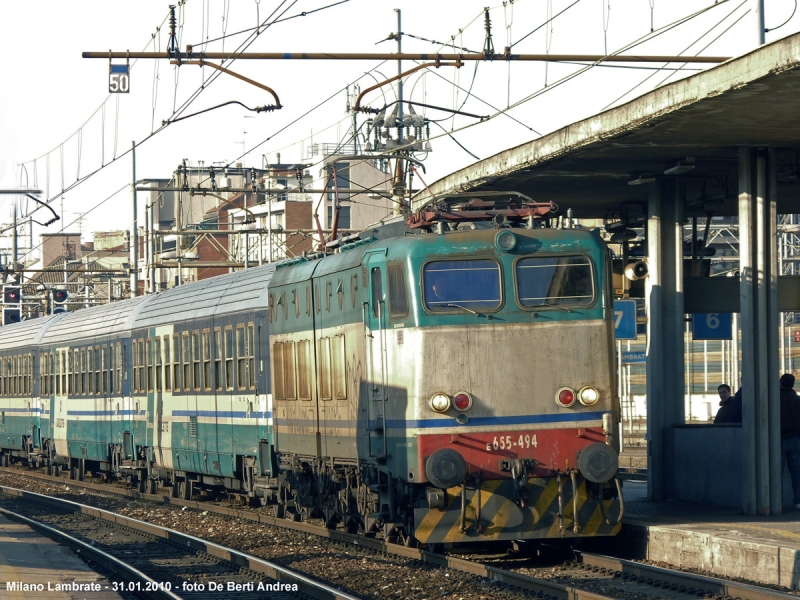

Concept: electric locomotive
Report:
left=269, top=192, right=622, bottom=545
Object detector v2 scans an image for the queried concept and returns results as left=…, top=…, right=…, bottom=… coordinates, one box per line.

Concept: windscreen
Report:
left=423, top=259, right=501, bottom=312
left=515, top=255, right=594, bottom=307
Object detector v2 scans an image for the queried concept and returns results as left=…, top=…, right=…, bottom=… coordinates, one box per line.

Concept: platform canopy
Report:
left=417, top=32, right=800, bottom=220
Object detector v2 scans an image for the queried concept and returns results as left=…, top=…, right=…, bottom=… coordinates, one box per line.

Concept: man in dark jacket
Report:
left=780, top=373, right=800, bottom=509
left=714, top=384, right=742, bottom=424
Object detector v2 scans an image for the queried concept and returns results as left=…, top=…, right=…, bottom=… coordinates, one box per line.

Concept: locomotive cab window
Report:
left=514, top=255, right=595, bottom=308
left=423, top=259, right=501, bottom=312
left=370, top=268, right=383, bottom=318
left=388, top=266, right=408, bottom=317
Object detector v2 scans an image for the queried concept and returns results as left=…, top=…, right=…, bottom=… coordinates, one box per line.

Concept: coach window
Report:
left=62, top=352, right=67, bottom=395
left=146, top=339, right=153, bottom=392
left=139, top=340, right=147, bottom=393
left=100, top=347, right=106, bottom=394
left=202, top=331, right=212, bottom=391
left=514, top=255, right=594, bottom=309
left=81, top=349, right=87, bottom=395
left=294, top=289, right=300, bottom=318
left=182, top=332, right=191, bottom=391
left=422, top=259, right=502, bottom=313
left=224, top=328, right=234, bottom=390
left=315, top=283, right=321, bottom=314
left=95, top=346, right=101, bottom=394
left=40, top=355, right=47, bottom=395
left=248, top=324, right=256, bottom=389
left=213, top=329, right=222, bottom=391
left=192, top=331, right=201, bottom=391
left=108, top=345, right=114, bottom=395
left=237, top=325, right=247, bottom=390
left=282, top=292, right=288, bottom=321
left=163, top=336, right=171, bottom=392
left=172, top=334, right=181, bottom=392
left=388, top=266, right=408, bottom=317
left=132, top=343, right=139, bottom=393
left=50, top=353, right=55, bottom=396
left=115, top=342, right=122, bottom=394
left=88, top=349, right=95, bottom=394
left=155, top=337, right=163, bottom=392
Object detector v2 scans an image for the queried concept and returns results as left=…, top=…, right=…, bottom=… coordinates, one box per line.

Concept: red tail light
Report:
left=453, top=392, right=472, bottom=411
left=556, top=387, right=576, bottom=407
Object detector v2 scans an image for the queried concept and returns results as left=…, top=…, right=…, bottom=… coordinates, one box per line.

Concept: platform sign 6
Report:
left=692, top=313, right=732, bottom=340
left=109, top=64, right=129, bottom=93
left=613, top=300, right=637, bottom=340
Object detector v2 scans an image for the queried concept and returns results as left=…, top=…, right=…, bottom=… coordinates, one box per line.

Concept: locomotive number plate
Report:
left=488, top=434, right=538, bottom=451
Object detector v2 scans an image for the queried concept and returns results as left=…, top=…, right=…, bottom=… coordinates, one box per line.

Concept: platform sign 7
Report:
left=109, top=64, right=129, bottom=93
left=613, top=300, right=637, bottom=340
left=692, top=313, right=732, bottom=340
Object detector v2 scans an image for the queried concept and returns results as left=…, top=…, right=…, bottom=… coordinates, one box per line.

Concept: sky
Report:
left=0, top=0, right=798, bottom=263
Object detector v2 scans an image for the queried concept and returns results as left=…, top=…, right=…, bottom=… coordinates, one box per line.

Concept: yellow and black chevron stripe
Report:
left=414, top=475, right=622, bottom=544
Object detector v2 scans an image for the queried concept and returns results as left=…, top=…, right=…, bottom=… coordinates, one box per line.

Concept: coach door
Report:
left=364, top=252, right=388, bottom=459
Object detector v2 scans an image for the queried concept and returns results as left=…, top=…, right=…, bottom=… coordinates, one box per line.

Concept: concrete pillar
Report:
left=646, top=179, right=684, bottom=501
left=739, top=147, right=781, bottom=515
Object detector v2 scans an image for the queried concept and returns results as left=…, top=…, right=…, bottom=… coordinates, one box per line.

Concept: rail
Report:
left=0, top=484, right=362, bottom=600
left=578, top=551, right=798, bottom=600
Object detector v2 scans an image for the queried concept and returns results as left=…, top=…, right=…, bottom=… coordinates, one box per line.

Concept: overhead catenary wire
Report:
left=191, top=0, right=353, bottom=48
left=650, top=4, right=750, bottom=89
left=600, top=0, right=747, bottom=110
left=19, top=0, right=348, bottom=225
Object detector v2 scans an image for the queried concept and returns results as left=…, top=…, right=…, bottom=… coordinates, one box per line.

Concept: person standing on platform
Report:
left=779, top=373, right=800, bottom=509
left=714, top=384, right=742, bottom=424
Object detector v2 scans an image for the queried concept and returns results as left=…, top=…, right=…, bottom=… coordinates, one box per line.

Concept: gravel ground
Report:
left=3, top=469, right=794, bottom=600
left=0, top=470, right=537, bottom=600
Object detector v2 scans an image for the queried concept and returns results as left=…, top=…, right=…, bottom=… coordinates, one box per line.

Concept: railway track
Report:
left=0, top=466, right=795, bottom=600
left=0, top=486, right=360, bottom=600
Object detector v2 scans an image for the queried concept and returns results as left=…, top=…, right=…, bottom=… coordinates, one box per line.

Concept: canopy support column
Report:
left=646, top=179, right=684, bottom=501
left=739, top=146, right=781, bottom=515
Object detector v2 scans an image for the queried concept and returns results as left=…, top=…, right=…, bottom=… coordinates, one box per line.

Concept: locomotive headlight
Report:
left=555, top=387, right=576, bottom=408
left=453, top=392, right=472, bottom=411
left=495, top=230, right=518, bottom=252
left=430, top=393, right=451, bottom=412
left=578, top=386, right=600, bottom=406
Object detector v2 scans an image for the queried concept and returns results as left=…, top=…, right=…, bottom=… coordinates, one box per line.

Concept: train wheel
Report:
left=399, top=528, right=418, bottom=548
left=345, top=517, right=363, bottom=535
